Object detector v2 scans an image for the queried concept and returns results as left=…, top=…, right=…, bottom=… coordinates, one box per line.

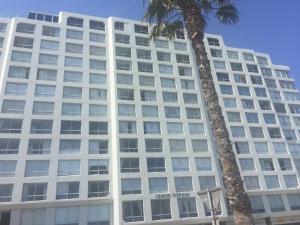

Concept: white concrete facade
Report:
left=0, top=11, right=299, bottom=225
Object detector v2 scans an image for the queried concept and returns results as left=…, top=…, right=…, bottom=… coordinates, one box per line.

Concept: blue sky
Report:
left=0, top=0, right=299, bottom=87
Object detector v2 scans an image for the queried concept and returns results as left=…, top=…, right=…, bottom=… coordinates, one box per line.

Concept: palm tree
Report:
left=144, top=1, right=254, bottom=225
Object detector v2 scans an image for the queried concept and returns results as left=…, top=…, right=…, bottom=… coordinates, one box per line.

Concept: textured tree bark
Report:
left=182, top=4, right=255, bottom=225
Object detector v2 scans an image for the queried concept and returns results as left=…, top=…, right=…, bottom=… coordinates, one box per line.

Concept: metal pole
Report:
left=208, top=189, right=217, bottom=225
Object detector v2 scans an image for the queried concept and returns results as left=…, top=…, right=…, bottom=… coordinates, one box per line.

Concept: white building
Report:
left=0, top=11, right=299, bottom=225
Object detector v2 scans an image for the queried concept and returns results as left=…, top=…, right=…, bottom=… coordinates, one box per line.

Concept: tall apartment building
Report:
left=0, top=11, right=299, bottom=225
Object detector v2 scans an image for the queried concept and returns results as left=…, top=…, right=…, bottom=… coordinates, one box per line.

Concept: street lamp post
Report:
left=198, top=187, right=221, bottom=225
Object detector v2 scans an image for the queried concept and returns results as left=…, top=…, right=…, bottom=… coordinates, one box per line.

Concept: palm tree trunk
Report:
left=182, top=5, right=255, bottom=225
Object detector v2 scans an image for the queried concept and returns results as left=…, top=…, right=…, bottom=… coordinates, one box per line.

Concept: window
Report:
left=136, top=49, right=151, bottom=59
left=247, top=64, right=259, bottom=73
left=60, top=120, right=81, bottom=134
left=120, top=138, right=138, bottom=152
left=169, top=139, right=186, bottom=152
left=66, top=29, right=83, bottom=40
left=37, top=69, right=57, bottom=81
left=267, top=195, right=285, bottom=212
left=145, top=139, right=162, bottom=152
left=14, top=36, right=34, bottom=48
left=138, top=62, right=153, bottom=73
left=142, top=105, right=159, bottom=117
left=275, top=69, right=290, bottom=78
left=157, top=51, right=171, bottom=61
left=161, top=78, right=175, bottom=88
left=62, top=103, right=81, bottom=116
left=139, top=76, right=154, bottom=86
left=0, top=184, right=13, bottom=202
left=119, top=121, right=136, bottom=134
left=249, top=196, right=265, bottom=213
left=272, top=142, right=287, bottom=154
left=64, top=56, right=82, bottom=67
left=89, top=140, right=108, bottom=154
left=40, top=40, right=59, bottom=50
left=231, top=126, right=245, bottom=138
left=186, top=108, right=201, bottom=119
left=211, top=49, right=223, bottom=58
left=259, top=158, right=275, bottom=171
left=8, top=66, right=30, bottom=79
left=59, top=139, right=80, bottom=154
left=278, top=116, right=291, bottom=126
left=163, top=92, right=178, bottom=102
left=237, top=86, right=250, bottom=96
left=21, top=208, right=46, bottom=225
left=245, top=112, right=259, bottom=123
left=227, top=112, right=241, bottom=122
left=250, top=127, right=264, bottom=138
left=234, top=74, right=246, bottom=83
left=55, top=207, right=79, bottom=225
left=284, top=92, right=300, bottom=101
left=174, top=177, right=193, bottom=193
left=115, top=21, right=124, bottom=30
left=63, top=86, right=82, bottom=99
left=5, top=82, right=27, bottom=96
left=167, top=122, right=183, bottom=134
left=122, top=200, right=144, bottom=222
left=11, top=51, right=31, bottom=62
left=2, top=100, right=25, bottom=114
left=180, top=79, right=195, bottom=90
left=135, top=36, right=149, bottom=46
left=117, top=73, right=133, bottom=85
left=22, top=183, right=47, bottom=201
left=117, top=60, right=131, bottom=71
left=285, top=177, right=297, bottom=194
left=189, top=123, right=204, bottom=134
left=243, top=53, right=254, bottom=61
left=213, top=60, right=226, bottom=70
left=56, top=182, right=79, bottom=200
left=278, top=158, right=293, bottom=171
left=42, top=26, right=60, bottom=36
left=263, top=114, right=276, bottom=124
left=0, top=119, right=22, bottom=133
left=241, top=99, right=254, bottom=109
left=30, top=120, right=52, bottom=134
left=239, top=159, right=255, bottom=171
left=235, top=142, right=250, bottom=154
left=259, top=100, right=271, bottom=110
left=254, top=142, right=269, bottom=154
left=176, top=54, right=190, bottom=64
left=144, top=122, right=161, bottom=134
left=67, top=17, right=83, bottom=27
left=151, top=199, right=171, bottom=220
left=217, top=72, right=229, bottom=82
left=64, top=71, right=82, bottom=82
left=174, top=42, right=187, bottom=50
left=183, top=93, right=198, bottom=104
left=244, top=176, right=260, bottom=190
left=16, top=23, right=35, bottom=34
left=178, top=66, right=192, bottom=76
left=25, top=160, right=49, bottom=177
left=134, top=24, right=148, bottom=34
left=289, top=104, right=300, bottom=114
left=279, top=80, right=296, bottom=89
left=120, top=158, right=139, bottom=173
left=90, top=32, right=105, bottom=42
left=230, top=62, right=243, bottom=71
left=195, top=157, right=212, bottom=171
left=118, top=104, right=135, bottom=116
left=122, top=178, right=141, bottom=195
left=265, top=79, right=277, bottom=88
left=28, top=139, right=51, bottom=154
left=58, top=160, right=80, bottom=176
left=149, top=177, right=168, bottom=193
left=116, top=46, right=131, bottom=57
left=0, top=23, right=6, bottom=33
left=178, top=198, right=198, bottom=218
left=141, top=90, right=156, bottom=101
left=147, top=157, right=165, bottom=172
left=287, top=193, right=300, bottom=210
left=164, top=106, right=180, bottom=119
left=223, top=98, right=237, bottom=109
left=89, top=122, right=108, bottom=135
left=115, top=33, right=130, bottom=44
left=88, top=159, right=109, bottom=175
left=65, top=42, right=83, bottom=54
left=172, top=157, right=189, bottom=171
left=254, top=87, right=267, bottom=97
left=283, top=129, right=297, bottom=140
left=90, top=46, right=105, bottom=56
left=261, top=68, right=273, bottom=76
left=192, top=139, right=208, bottom=152
left=87, top=205, right=110, bottom=225
left=0, top=160, right=16, bottom=177
left=90, top=20, right=105, bottom=30
left=90, top=59, right=106, bottom=71
left=88, top=181, right=109, bottom=198
left=265, top=175, right=280, bottom=189
left=154, top=39, right=169, bottom=48
left=198, top=176, right=216, bottom=190
left=89, top=88, right=107, bottom=100
left=220, top=85, right=233, bottom=95
left=251, top=75, right=263, bottom=85
left=207, top=38, right=220, bottom=46
left=257, top=56, right=268, bottom=66
left=0, top=138, right=19, bottom=154
left=227, top=50, right=239, bottom=59
left=89, top=73, right=106, bottom=84
left=268, top=128, right=282, bottom=139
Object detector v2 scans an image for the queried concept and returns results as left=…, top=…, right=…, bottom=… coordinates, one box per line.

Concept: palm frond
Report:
left=149, top=20, right=183, bottom=39
left=215, top=3, right=239, bottom=25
